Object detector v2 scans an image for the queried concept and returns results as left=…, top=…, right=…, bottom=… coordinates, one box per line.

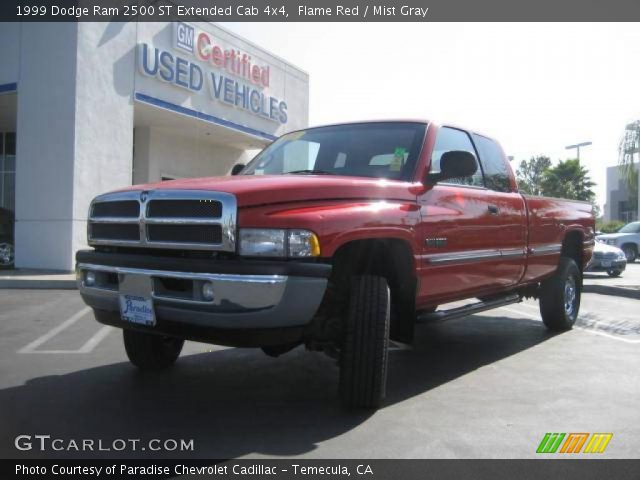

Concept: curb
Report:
left=0, top=279, right=77, bottom=290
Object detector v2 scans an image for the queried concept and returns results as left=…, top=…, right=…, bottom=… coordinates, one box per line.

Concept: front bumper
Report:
left=585, top=259, right=627, bottom=272
left=76, top=250, right=330, bottom=346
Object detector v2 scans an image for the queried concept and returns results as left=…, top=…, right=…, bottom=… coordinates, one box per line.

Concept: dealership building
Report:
left=0, top=22, right=309, bottom=271
left=603, top=165, right=638, bottom=223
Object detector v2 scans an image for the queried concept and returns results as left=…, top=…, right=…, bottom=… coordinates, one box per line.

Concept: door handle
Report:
left=488, top=204, right=499, bottom=214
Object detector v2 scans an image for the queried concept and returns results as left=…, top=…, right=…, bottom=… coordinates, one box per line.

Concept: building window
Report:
left=0, top=132, right=16, bottom=212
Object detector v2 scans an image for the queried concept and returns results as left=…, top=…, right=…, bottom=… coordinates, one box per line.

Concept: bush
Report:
left=596, top=220, right=625, bottom=233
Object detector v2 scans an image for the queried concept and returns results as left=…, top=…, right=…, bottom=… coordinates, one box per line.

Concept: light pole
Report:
left=565, top=141, right=592, bottom=162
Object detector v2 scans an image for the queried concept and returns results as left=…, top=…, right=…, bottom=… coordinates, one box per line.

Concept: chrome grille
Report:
left=147, top=199, right=222, bottom=218
left=91, top=200, right=139, bottom=218
left=90, top=223, right=139, bottom=241
left=146, top=224, right=222, bottom=244
left=88, top=190, right=237, bottom=251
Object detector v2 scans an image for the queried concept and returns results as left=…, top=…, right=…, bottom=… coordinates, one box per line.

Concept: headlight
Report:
left=239, top=228, right=320, bottom=258
left=617, top=251, right=627, bottom=260
left=288, top=229, right=321, bottom=257
left=239, top=229, right=286, bottom=257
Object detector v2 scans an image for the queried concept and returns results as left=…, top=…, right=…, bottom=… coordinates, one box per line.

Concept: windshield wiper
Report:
left=286, top=169, right=336, bottom=175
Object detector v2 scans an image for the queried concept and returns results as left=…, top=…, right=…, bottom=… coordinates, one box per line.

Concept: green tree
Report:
left=516, top=156, right=552, bottom=195
left=540, top=158, right=596, bottom=202
left=618, top=120, right=639, bottom=213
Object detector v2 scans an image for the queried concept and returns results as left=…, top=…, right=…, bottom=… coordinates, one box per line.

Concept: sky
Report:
left=222, top=22, right=640, bottom=209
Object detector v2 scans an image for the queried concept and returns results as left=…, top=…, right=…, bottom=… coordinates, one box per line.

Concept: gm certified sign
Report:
left=174, top=22, right=195, bottom=54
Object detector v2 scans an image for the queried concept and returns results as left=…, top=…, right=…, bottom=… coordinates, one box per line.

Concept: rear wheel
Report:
left=123, top=330, right=184, bottom=370
left=607, top=269, right=622, bottom=277
left=621, top=245, right=637, bottom=263
left=539, top=257, right=581, bottom=331
left=339, top=275, right=390, bottom=409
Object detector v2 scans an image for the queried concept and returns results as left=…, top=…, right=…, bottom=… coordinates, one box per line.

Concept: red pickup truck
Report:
left=77, top=121, right=595, bottom=408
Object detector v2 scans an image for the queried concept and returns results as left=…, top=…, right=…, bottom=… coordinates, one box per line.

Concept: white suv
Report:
left=597, top=221, right=640, bottom=263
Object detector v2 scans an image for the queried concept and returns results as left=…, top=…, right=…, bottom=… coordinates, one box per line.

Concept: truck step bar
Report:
left=417, top=293, right=522, bottom=324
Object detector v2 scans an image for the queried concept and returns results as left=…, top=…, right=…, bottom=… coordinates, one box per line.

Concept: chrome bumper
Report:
left=76, top=263, right=327, bottom=330
left=585, top=259, right=626, bottom=272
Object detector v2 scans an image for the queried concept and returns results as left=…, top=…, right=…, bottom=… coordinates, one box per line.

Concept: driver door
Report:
left=415, top=127, right=523, bottom=306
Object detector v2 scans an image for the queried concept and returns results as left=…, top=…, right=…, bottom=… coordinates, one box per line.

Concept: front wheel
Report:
left=123, top=330, right=184, bottom=370
left=339, top=275, right=390, bottom=409
left=539, top=257, right=581, bottom=331
left=607, top=269, right=622, bottom=277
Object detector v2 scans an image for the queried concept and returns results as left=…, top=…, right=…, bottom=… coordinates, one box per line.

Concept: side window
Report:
left=429, top=127, right=484, bottom=187
left=472, top=134, right=512, bottom=192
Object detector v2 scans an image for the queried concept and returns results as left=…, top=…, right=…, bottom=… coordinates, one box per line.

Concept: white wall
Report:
left=71, top=22, right=137, bottom=259
left=14, top=23, right=138, bottom=271
left=604, top=166, right=619, bottom=221
left=14, top=23, right=78, bottom=270
left=133, top=126, right=253, bottom=184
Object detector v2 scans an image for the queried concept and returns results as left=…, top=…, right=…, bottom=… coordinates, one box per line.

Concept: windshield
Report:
left=242, top=122, right=426, bottom=181
left=619, top=222, right=640, bottom=233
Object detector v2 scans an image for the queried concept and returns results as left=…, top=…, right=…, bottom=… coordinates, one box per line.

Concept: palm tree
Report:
left=618, top=121, right=640, bottom=220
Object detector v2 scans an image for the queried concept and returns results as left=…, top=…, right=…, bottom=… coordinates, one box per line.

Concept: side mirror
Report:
left=427, top=150, right=478, bottom=184
left=230, top=164, right=245, bottom=176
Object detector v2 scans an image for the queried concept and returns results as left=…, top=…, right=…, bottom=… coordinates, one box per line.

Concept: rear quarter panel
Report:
left=522, top=195, right=595, bottom=283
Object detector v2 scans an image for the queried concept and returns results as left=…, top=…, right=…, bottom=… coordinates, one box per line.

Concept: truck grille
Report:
left=91, top=200, right=140, bottom=218
left=90, top=223, right=140, bottom=241
left=147, top=199, right=222, bottom=218
left=146, top=224, right=223, bottom=244
left=88, top=190, right=236, bottom=251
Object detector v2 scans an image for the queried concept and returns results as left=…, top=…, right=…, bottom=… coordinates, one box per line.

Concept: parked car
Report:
left=596, top=221, right=640, bottom=263
left=586, top=240, right=626, bottom=277
left=0, top=207, right=14, bottom=269
left=76, top=121, right=595, bottom=409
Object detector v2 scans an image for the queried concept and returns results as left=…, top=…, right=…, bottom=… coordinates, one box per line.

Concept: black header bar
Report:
left=3, top=459, right=640, bottom=480
left=2, top=0, right=640, bottom=22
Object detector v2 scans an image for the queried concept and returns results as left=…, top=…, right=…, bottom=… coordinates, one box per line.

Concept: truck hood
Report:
left=123, top=175, right=420, bottom=207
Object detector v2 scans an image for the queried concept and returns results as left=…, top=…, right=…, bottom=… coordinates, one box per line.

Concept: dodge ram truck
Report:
left=76, top=121, right=595, bottom=408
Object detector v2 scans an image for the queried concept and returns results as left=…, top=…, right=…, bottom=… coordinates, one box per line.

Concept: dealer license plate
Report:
left=119, top=294, right=156, bottom=326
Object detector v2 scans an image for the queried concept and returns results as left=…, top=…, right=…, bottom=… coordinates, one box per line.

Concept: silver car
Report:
left=586, top=240, right=627, bottom=277
left=596, top=221, right=640, bottom=263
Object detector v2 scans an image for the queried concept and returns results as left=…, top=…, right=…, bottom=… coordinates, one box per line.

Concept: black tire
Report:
left=0, top=242, right=14, bottom=269
left=261, top=342, right=299, bottom=358
left=123, top=329, right=184, bottom=370
left=607, top=269, right=622, bottom=277
left=339, top=275, right=390, bottom=409
left=539, top=257, right=581, bottom=331
left=621, top=245, right=637, bottom=263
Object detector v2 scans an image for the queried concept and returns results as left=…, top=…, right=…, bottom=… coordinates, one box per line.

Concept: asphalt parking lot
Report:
left=1, top=265, right=639, bottom=459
